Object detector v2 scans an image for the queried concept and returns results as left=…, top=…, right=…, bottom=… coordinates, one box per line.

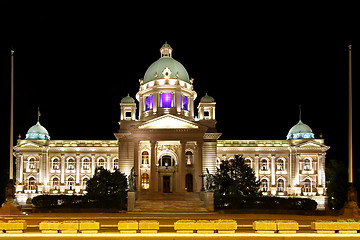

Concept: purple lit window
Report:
left=161, top=92, right=173, bottom=108
left=145, top=95, right=152, bottom=111
left=182, top=95, right=188, bottom=110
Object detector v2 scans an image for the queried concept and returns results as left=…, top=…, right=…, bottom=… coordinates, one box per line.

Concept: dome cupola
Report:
left=198, top=93, right=216, bottom=121
left=286, top=120, right=315, bottom=140
left=121, top=93, right=135, bottom=103
left=143, top=42, right=190, bottom=84
left=25, top=121, right=50, bottom=140
left=200, top=93, right=215, bottom=103
left=136, top=43, right=197, bottom=122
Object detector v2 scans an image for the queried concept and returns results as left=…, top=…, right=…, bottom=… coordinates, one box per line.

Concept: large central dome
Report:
left=143, top=43, right=190, bottom=84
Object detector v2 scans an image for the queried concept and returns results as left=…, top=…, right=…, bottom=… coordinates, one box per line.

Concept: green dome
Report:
left=25, top=121, right=50, bottom=140
left=286, top=120, right=315, bottom=140
left=143, top=44, right=190, bottom=84
left=121, top=94, right=135, bottom=103
left=200, top=93, right=215, bottom=103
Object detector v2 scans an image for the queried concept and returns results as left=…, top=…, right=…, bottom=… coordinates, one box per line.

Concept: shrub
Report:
left=215, top=195, right=317, bottom=211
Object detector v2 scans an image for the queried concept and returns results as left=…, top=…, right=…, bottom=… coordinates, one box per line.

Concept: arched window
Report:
left=67, top=158, right=75, bottom=170
left=67, top=177, right=75, bottom=190
left=141, top=173, right=149, bottom=190
left=185, top=151, right=193, bottom=165
left=28, top=177, right=36, bottom=190
left=97, top=158, right=106, bottom=168
left=82, top=158, right=90, bottom=170
left=159, top=155, right=174, bottom=167
left=142, top=151, right=149, bottom=165
left=82, top=177, right=89, bottom=190
left=304, top=179, right=312, bottom=192
left=260, top=179, right=268, bottom=192
left=304, top=159, right=311, bottom=171
left=277, top=179, right=285, bottom=192
left=277, top=159, right=285, bottom=171
left=28, top=157, right=36, bottom=169
left=260, top=159, right=268, bottom=171
left=52, top=177, right=60, bottom=190
left=245, top=158, right=252, bottom=168
left=113, top=158, right=119, bottom=169
left=51, top=158, right=60, bottom=170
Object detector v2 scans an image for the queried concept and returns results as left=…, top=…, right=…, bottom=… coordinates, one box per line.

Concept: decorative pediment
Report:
left=294, top=140, right=328, bottom=149
left=16, top=141, right=44, bottom=148
left=137, top=114, right=200, bottom=129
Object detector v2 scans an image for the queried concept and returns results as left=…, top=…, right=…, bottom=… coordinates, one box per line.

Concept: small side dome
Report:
left=200, top=93, right=215, bottom=103
left=121, top=94, right=135, bottom=103
left=286, top=120, right=315, bottom=140
left=25, top=121, right=50, bottom=140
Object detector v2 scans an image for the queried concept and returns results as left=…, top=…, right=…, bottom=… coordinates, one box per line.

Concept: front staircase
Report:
left=132, top=192, right=208, bottom=213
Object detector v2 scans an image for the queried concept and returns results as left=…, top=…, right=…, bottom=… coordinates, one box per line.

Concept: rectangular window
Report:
left=204, top=110, right=210, bottom=118
left=161, top=92, right=172, bottom=108
left=182, top=95, right=188, bottom=110
left=145, top=95, right=153, bottom=111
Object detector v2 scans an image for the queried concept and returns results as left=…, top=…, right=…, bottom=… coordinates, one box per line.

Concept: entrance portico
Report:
left=116, top=116, right=212, bottom=194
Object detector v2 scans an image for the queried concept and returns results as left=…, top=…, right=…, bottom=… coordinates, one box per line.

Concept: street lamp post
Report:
left=5, top=50, right=16, bottom=203
left=346, top=45, right=358, bottom=207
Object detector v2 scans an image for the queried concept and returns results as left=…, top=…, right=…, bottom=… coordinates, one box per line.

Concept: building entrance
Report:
left=185, top=173, right=193, bottom=192
left=163, top=176, right=171, bottom=193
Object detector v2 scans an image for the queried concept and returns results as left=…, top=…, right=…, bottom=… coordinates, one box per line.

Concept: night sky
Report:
left=1, top=4, right=359, bottom=184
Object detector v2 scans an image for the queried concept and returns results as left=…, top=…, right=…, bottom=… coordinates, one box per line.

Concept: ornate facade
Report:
left=14, top=43, right=329, bottom=209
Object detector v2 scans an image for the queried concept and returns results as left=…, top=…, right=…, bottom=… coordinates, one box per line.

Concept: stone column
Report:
left=271, top=155, right=276, bottom=186
left=106, top=154, right=111, bottom=170
left=38, top=153, right=43, bottom=184
left=76, top=154, right=80, bottom=184
left=91, top=154, right=96, bottom=174
left=153, top=93, right=158, bottom=114
left=18, top=154, right=23, bottom=184
left=150, top=140, right=158, bottom=192
left=254, top=155, right=259, bottom=180
left=139, top=96, right=143, bottom=120
left=294, top=153, right=300, bottom=186
left=179, top=141, right=186, bottom=192
left=134, top=140, right=139, bottom=191
left=318, top=153, right=323, bottom=186
left=195, top=140, right=203, bottom=192
left=60, top=154, right=65, bottom=184
left=175, top=91, right=181, bottom=114
left=190, top=96, right=194, bottom=119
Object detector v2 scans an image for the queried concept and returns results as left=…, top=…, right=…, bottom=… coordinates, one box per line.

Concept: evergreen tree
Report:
left=213, top=155, right=260, bottom=207
left=86, top=167, right=128, bottom=209
left=326, top=159, right=348, bottom=210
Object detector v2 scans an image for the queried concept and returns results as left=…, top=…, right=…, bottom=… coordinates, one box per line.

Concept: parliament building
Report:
left=13, top=43, right=329, bottom=210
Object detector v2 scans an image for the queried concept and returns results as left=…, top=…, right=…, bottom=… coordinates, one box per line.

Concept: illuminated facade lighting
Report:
left=14, top=43, right=329, bottom=210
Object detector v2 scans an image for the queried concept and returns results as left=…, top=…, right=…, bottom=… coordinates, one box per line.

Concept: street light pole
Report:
left=347, top=45, right=357, bottom=204
left=10, top=50, right=14, bottom=181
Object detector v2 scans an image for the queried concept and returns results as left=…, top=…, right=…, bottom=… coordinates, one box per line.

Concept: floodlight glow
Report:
left=162, top=92, right=172, bottom=108
left=145, top=95, right=153, bottom=111
left=182, top=95, right=188, bottom=110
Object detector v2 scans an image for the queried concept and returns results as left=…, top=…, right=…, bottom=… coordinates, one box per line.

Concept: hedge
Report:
left=32, top=195, right=126, bottom=210
left=215, top=194, right=317, bottom=210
